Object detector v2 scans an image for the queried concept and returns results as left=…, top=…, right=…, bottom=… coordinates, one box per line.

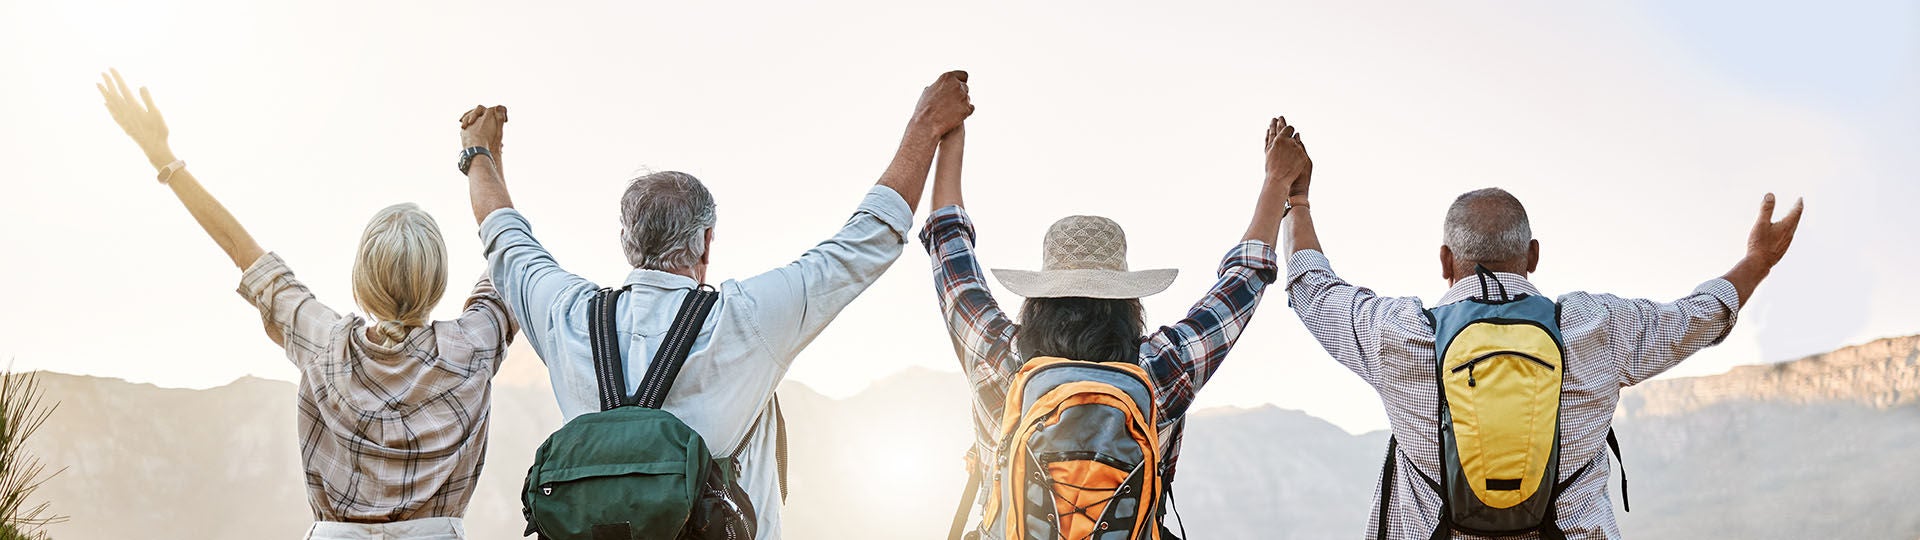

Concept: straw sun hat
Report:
left=991, top=215, right=1177, bottom=299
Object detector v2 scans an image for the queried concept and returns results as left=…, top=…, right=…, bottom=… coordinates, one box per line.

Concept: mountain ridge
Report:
left=17, top=334, right=1920, bottom=539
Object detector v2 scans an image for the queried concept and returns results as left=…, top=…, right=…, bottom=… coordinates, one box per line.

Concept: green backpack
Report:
left=522, top=285, right=775, bottom=540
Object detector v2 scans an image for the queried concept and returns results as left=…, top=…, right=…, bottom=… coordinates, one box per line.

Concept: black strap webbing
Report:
left=1474, top=264, right=1511, bottom=301
left=587, top=286, right=719, bottom=411
left=588, top=288, right=629, bottom=412
left=1607, top=429, right=1629, bottom=512
left=635, top=286, right=719, bottom=409
left=947, top=448, right=983, bottom=540
left=1375, top=436, right=1398, bottom=540
left=1165, top=482, right=1188, bottom=540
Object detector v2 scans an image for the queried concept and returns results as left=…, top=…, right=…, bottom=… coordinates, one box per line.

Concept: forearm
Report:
left=165, top=169, right=265, bottom=270
left=1720, top=255, right=1769, bottom=307
left=876, top=125, right=940, bottom=213
left=1242, top=179, right=1289, bottom=244
left=929, top=128, right=965, bottom=210
left=1283, top=202, right=1322, bottom=254
left=467, top=154, right=513, bottom=224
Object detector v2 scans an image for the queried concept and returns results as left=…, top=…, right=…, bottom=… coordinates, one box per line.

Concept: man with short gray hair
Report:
left=459, top=71, right=974, bottom=539
left=1266, top=117, right=1805, bottom=539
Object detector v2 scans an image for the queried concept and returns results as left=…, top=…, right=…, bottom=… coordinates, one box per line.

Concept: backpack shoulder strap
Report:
left=634, top=285, right=720, bottom=410
left=1608, top=428, right=1629, bottom=512
left=1375, top=435, right=1396, bottom=540
left=588, top=287, right=629, bottom=412
left=728, top=394, right=791, bottom=502
left=948, top=447, right=983, bottom=540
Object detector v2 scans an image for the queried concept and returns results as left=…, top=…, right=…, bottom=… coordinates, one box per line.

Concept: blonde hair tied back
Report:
left=350, top=203, right=449, bottom=346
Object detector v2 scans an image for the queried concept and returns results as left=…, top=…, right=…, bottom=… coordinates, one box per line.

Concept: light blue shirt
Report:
left=480, top=186, right=914, bottom=539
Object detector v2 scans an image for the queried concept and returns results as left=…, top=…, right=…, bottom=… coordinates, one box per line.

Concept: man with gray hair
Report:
left=1264, top=117, right=1805, bottom=539
left=458, top=71, right=974, bottom=539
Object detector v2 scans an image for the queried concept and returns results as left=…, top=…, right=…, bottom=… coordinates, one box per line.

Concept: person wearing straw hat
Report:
left=922, top=117, right=1299, bottom=538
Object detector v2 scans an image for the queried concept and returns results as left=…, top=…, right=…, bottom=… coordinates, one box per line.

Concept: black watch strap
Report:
left=458, top=146, right=492, bottom=175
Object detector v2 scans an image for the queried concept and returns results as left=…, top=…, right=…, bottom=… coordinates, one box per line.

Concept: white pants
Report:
left=304, top=517, right=466, bottom=540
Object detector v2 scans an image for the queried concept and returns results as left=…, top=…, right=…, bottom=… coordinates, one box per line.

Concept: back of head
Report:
left=1443, top=187, right=1533, bottom=268
left=1017, top=297, right=1145, bottom=364
left=351, top=203, right=448, bottom=346
left=621, top=171, right=717, bottom=271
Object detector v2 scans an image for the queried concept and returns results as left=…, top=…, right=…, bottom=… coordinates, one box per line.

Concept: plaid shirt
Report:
left=918, top=205, right=1279, bottom=485
left=1285, top=249, right=1741, bottom=540
left=238, top=252, right=516, bottom=522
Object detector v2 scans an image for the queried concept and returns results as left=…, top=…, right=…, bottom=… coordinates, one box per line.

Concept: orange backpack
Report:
left=950, top=357, right=1166, bottom=540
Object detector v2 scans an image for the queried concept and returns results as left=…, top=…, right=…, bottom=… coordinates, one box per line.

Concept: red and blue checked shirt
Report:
left=918, top=205, right=1279, bottom=484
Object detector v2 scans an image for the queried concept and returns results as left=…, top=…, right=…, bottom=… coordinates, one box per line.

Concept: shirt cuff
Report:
left=235, top=251, right=294, bottom=308
left=1285, top=248, right=1333, bottom=286
left=918, top=204, right=975, bottom=252
left=478, top=207, right=532, bottom=254
left=1695, top=277, right=1742, bottom=344
left=1218, top=240, right=1280, bottom=283
left=860, top=186, right=915, bottom=245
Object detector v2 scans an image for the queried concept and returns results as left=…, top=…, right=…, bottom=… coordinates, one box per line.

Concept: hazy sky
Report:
left=2, top=0, right=1914, bottom=433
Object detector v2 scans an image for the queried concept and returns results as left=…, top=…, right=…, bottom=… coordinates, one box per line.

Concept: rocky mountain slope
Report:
left=20, top=335, right=1920, bottom=539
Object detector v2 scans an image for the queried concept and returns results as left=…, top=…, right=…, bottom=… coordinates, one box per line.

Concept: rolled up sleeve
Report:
left=455, top=276, right=519, bottom=373
left=236, top=252, right=342, bottom=367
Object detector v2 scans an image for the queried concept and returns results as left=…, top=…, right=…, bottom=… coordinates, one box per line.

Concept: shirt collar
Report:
left=1436, top=271, right=1545, bottom=306
left=624, top=268, right=700, bottom=290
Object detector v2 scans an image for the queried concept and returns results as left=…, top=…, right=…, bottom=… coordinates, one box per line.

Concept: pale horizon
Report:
left=3, top=1, right=1915, bottom=434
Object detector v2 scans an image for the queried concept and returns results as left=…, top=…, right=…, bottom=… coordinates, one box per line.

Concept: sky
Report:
left=1, top=0, right=1914, bottom=434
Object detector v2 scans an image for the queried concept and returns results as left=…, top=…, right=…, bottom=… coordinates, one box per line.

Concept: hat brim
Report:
left=989, top=268, right=1178, bottom=299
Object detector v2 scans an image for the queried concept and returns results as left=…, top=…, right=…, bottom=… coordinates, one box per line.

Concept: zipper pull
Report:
left=1467, top=364, right=1477, bottom=387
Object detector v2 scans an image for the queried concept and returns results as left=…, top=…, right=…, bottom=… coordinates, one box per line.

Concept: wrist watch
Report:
left=458, top=146, right=492, bottom=175
left=157, top=160, right=187, bottom=185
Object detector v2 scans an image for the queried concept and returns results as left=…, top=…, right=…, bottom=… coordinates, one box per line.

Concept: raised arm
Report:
left=738, top=70, right=973, bottom=358
left=1270, top=117, right=1434, bottom=388
left=98, top=69, right=264, bottom=270
left=1577, top=192, right=1805, bottom=385
left=461, top=105, right=512, bottom=224
left=929, top=126, right=966, bottom=210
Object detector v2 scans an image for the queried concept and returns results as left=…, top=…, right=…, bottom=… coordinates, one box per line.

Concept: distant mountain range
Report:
left=23, top=335, right=1920, bottom=539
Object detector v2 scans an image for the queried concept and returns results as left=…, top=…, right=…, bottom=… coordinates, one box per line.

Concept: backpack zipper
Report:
left=1450, top=351, right=1554, bottom=387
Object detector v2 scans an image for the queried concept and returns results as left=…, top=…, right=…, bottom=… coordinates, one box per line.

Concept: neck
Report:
left=1448, top=261, right=1528, bottom=286
left=654, top=264, right=704, bottom=284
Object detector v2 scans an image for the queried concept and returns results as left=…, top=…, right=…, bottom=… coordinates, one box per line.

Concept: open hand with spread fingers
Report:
left=1747, top=193, right=1805, bottom=271
left=98, top=68, right=177, bottom=170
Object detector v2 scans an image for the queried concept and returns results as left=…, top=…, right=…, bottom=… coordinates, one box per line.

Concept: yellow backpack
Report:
left=950, top=357, right=1167, bottom=540
left=1377, top=267, right=1625, bottom=539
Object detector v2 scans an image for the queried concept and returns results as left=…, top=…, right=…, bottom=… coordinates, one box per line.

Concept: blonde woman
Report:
left=98, top=69, right=515, bottom=540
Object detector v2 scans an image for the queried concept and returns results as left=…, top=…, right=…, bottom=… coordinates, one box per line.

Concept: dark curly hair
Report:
left=1016, top=296, right=1146, bottom=364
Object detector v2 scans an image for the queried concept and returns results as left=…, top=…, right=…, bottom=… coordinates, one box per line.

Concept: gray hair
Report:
left=620, top=171, right=717, bottom=271
left=1442, top=187, right=1532, bottom=263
